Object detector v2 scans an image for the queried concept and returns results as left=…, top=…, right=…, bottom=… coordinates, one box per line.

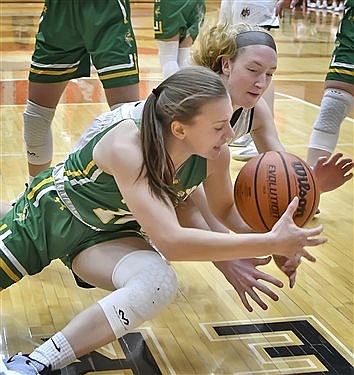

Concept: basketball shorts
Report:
left=326, top=5, right=354, bottom=84
left=0, top=169, right=144, bottom=289
left=154, top=0, right=206, bottom=42
left=29, top=0, right=139, bottom=89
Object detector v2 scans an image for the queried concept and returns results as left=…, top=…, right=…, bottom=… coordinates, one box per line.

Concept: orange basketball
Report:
left=234, top=151, right=320, bottom=232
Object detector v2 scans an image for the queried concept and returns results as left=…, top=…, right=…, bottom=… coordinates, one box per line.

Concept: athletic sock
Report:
left=30, top=332, right=76, bottom=370
left=157, top=40, right=179, bottom=78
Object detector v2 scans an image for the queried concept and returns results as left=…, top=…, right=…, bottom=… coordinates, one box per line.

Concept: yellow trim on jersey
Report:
left=0, top=259, right=20, bottom=282
left=27, top=177, right=54, bottom=200
left=65, top=160, right=96, bottom=177
left=29, top=66, right=79, bottom=76
left=0, top=224, right=7, bottom=231
left=328, top=68, right=354, bottom=76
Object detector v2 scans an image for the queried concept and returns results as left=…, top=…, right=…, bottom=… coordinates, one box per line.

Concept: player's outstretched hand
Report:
left=273, top=254, right=306, bottom=288
left=271, top=197, right=327, bottom=261
left=214, top=257, right=283, bottom=312
left=313, top=152, right=353, bottom=193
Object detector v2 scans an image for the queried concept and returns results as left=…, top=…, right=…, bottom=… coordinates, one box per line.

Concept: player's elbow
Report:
left=152, top=228, right=186, bottom=261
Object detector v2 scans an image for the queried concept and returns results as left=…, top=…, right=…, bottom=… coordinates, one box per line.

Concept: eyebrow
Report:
left=212, top=119, right=230, bottom=125
left=250, top=61, right=277, bottom=70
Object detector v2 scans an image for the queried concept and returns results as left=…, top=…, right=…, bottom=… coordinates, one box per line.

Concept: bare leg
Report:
left=104, top=83, right=140, bottom=108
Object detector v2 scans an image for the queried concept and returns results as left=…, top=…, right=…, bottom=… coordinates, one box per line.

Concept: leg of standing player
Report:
left=24, top=0, right=140, bottom=182
left=154, top=0, right=205, bottom=79
left=307, top=3, right=353, bottom=166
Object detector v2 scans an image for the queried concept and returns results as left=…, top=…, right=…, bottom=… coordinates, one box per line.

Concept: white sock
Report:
left=177, top=47, right=191, bottom=68
left=30, top=332, right=76, bottom=370
left=157, top=40, right=180, bottom=79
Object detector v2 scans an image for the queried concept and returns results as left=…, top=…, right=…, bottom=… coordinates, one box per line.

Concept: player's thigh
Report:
left=28, top=81, right=68, bottom=108
left=104, top=84, right=140, bottom=107
left=72, top=236, right=154, bottom=290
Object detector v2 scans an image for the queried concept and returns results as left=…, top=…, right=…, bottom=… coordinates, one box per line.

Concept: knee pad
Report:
left=97, top=250, right=178, bottom=339
left=309, top=88, right=353, bottom=153
left=23, top=100, right=55, bottom=165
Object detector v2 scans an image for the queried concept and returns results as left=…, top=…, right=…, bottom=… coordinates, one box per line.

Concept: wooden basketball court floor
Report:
left=0, top=1, right=353, bottom=374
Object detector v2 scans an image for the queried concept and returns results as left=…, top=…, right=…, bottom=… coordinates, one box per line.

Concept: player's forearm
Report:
left=155, top=227, right=274, bottom=262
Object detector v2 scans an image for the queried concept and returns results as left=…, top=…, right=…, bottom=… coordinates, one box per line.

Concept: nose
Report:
left=225, top=123, right=235, bottom=142
left=254, top=74, right=267, bottom=89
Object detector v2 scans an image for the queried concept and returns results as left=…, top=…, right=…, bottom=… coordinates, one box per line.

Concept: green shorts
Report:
left=154, top=0, right=206, bottom=42
left=29, top=0, right=139, bottom=89
left=0, top=169, right=144, bottom=289
left=326, top=5, right=354, bottom=84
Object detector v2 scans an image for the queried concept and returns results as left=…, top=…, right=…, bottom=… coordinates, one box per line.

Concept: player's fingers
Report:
left=304, top=224, right=324, bottom=237
left=238, top=292, right=253, bottom=312
left=300, top=249, right=317, bottom=262
left=246, top=289, right=269, bottom=310
left=289, top=271, right=297, bottom=288
left=284, top=196, right=299, bottom=218
left=253, top=282, right=280, bottom=302
left=254, top=256, right=272, bottom=266
left=256, top=271, right=284, bottom=288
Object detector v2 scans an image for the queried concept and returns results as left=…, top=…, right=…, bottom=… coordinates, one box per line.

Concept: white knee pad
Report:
left=97, top=250, right=178, bottom=339
left=309, top=88, right=353, bottom=153
left=23, top=100, right=55, bottom=165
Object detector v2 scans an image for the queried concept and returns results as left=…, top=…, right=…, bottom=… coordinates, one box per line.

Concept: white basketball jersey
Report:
left=219, top=0, right=279, bottom=28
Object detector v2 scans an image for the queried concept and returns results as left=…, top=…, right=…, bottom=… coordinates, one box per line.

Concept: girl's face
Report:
left=222, top=45, right=277, bottom=109
left=179, top=97, right=234, bottom=160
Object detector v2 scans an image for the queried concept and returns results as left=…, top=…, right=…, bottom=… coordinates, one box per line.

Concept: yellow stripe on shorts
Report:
left=0, top=258, right=20, bottom=282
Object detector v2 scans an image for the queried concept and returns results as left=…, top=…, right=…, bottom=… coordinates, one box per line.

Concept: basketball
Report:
left=234, top=151, right=320, bottom=232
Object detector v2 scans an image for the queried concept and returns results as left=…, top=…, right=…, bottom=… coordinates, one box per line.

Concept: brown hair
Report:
left=140, top=66, right=228, bottom=204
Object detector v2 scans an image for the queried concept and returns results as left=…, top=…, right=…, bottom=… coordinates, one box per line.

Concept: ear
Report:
left=221, top=57, right=232, bottom=76
left=171, top=120, right=186, bottom=140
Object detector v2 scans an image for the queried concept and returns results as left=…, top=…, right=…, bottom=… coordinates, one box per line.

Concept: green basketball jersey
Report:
left=54, top=102, right=208, bottom=232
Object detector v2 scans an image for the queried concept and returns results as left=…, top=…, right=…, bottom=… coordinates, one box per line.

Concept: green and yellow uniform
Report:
left=0, top=102, right=207, bottom=289
left=154, top=0, right=206, bottom=42
left=29, top=0, right=139, bottom=88
left=326, top=1, right=354, bottom=84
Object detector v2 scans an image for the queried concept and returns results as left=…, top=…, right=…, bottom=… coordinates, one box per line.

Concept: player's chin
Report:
left=209, top=146, right=222, bottom=158
left=242, top=93, right=260, bottom=108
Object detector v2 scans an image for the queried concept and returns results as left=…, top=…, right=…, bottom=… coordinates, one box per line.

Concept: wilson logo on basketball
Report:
left=234, top=151, right=320, bottom=232
left=291, top=161, right=311, bottom=218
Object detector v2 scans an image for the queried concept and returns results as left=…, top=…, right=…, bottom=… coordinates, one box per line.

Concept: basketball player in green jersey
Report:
left=24, top=0, right=140, bottom=182
left=154, top=0, right=206, bottom=78
left=307, top=0, right=354, bottom=166
left=1, top=67, right=326, bottom=374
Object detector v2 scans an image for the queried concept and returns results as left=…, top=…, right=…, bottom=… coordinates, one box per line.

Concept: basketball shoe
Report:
left=1, top=354, right=53, bottom=374
left=229, top=133, right=253, bottom=147
left=231, top=140, right=258, bottom=161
